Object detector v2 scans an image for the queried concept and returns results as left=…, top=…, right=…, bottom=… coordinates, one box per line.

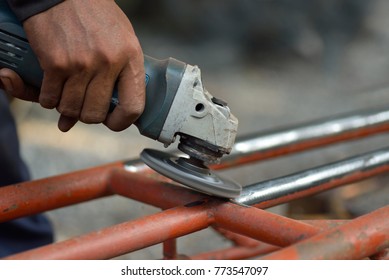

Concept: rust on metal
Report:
left=4, top=202, right=214, bottom=260
left=261, top=206, right=389, bottom=260
left=0, top=162, right=121, bottom=223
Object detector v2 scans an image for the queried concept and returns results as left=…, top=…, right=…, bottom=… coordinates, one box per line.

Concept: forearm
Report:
left=6, top=0, right=64, bottom=21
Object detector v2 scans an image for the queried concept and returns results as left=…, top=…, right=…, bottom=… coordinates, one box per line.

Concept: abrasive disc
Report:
left=141, top=149, right=242, bottom=198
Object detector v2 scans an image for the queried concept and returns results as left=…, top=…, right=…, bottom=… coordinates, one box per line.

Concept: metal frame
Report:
left=1, top=107, right=389, bottom=259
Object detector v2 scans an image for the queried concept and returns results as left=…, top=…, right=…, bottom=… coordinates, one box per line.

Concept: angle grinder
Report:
left=0, top=1, right=241, bottom=198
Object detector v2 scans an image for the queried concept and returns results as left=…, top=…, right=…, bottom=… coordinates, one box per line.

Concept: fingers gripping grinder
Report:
left=0, top=1, right=241, bottom=198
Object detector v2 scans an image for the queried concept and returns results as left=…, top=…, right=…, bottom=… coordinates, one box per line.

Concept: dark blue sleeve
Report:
left=6, top=0, right=64, bottom=21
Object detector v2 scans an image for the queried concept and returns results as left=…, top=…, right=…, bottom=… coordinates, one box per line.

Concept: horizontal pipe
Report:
left=235, top=147, right=389, bottom=207
left=4, top=202, right=213, bottom=260
left=262, top=205, right=389, bottom=260
left=0, top=162, right=122, bottom=222
left=109, top=168, right=208, bottom=209
left=218, top=107, right=389, bottom=169
left=193, top=220, right=346, bottom=260
left=213, top=203, right=319, bottom=247
left=213, top=220, right=347, bottom=247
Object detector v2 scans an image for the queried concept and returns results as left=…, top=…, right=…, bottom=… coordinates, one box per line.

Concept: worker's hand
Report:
left=1, top=0, right=145, bottom=132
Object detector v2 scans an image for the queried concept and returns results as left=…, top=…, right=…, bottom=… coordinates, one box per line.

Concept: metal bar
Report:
left=200, top=220, right=347, bottom=260
left=213, top=202, right=319, bottom=247
left=0, top=162, right=121, bottom=223
left=217, top=107, right=389, bottom=169
left=194, top=227, right=279, bottom=260
left=163, top=239, right=178, bottom=260
left=261, top=205, right=389, bottom=260
left=213, top=220, right=347, bottom=247
left=235, top=147, right=389, bottom=207
left=109, top=168, right=207, bottom=209
left=4, top=202, right=213, bottom=260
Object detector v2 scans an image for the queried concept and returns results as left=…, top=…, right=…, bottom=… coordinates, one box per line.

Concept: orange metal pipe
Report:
left=195, top=220, right=347, bottom=260
left=262, top=205, right=389, bottom=260
left=4, top=192, right=347, bottom=260
left=213, top=220, right=346, bottom=247
left=4, top=202, right=213, bottom=260
left=109, top=168, right=208, bottom=209
left=163, top=239, right=178, bottom=260
left=0, top=161, right=122, bottom=222
left=213, top=203, right=319, bottom=247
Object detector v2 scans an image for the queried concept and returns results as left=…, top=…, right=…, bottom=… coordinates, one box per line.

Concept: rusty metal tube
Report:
left=218, top=107, right=389, bottom=169
left=4, top=202, right=213, bottom=260
left=0, top=162, right=122, bottom=222
left=235, top=147, right=389, bottom=207
left=109, top=168, right=207, bottom=209
left=213, top=202, right=319, bottom=247
left=203, top=220, right=346, bottom=260
left=261, top=205, right=389, bottom=260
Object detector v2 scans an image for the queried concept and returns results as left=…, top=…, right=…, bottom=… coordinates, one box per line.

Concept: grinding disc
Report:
left=141, top=149, right=242, bottom=198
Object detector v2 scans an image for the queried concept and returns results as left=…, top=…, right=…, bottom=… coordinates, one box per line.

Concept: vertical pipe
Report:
left=163, top=239, right=178, bottom=260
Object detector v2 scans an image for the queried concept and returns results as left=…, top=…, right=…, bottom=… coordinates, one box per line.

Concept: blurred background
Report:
left=9, top=0, right=389, bottom=258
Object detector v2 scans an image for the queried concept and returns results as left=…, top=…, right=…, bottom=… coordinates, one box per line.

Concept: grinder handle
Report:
left=0, top=0, right=186, bottom=139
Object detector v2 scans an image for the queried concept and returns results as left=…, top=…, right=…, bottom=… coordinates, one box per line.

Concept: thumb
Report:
left=0, top=68, right=40, bottom=102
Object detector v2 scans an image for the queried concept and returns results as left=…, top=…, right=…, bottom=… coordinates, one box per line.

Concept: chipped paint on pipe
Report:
left=213, top=202, right=319, bottom=247
left=4, top=202, right=213, bottom=260
left=261, top=205, right=389, bottom=260
left=0, top=162, right=121, bottom=222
